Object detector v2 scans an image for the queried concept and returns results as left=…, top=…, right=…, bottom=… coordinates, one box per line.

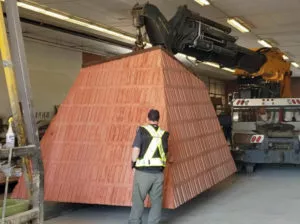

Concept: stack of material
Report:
left=13, top=47, right=236, bottom=209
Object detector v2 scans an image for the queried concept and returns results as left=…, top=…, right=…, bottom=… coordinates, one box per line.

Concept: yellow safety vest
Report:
left=135, top=125, right=167, bottom=168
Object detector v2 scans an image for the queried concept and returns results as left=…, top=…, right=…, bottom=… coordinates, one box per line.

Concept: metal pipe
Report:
left=0, top=2, right=26, bottom=146
left=3, top=13, right=133, bottom=51
left=18, top=16, right=133, bottom=50
left=1, top=0, right=33, bottom=215
left=5, top=0, right=44, bottom=223
left=1, top=148, right=12, bottom=223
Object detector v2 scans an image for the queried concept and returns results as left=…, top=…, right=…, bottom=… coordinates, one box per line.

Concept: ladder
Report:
left=0, top=0, right=44, bottom=223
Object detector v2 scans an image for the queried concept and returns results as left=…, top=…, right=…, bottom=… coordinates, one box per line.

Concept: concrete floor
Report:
left=45, top=166, right=300, bottom=224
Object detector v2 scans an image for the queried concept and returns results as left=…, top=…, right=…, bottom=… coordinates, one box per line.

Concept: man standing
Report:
left=129, top=109, right=169, bottom=224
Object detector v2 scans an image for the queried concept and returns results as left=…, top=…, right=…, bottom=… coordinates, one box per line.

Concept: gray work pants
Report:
left=128, top=169, right=164, bottom=224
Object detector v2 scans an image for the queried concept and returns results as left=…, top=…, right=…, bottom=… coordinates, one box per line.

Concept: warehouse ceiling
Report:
left=11, top=0, right=300, bottom=77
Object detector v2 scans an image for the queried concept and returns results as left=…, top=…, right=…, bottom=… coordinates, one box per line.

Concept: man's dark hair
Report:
left=148, top=109, right=160, bottom=122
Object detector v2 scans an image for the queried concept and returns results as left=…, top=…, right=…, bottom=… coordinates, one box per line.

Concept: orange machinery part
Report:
left=235, top=48, right=292, bottom=98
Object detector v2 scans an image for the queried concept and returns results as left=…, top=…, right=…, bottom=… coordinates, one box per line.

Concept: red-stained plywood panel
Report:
left=13, top=47, right=236, bottom=208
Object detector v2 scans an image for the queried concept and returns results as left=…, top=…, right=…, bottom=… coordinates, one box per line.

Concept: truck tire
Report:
left=246, top=164, right=255, bottom=173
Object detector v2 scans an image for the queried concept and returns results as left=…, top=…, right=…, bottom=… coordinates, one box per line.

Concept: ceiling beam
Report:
left=7, top=14, right=135, bottom=50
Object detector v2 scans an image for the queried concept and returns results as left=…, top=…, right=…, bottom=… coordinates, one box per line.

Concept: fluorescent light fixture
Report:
left=16, top=1, right=136, bottom=42
left=145, top=43, right=152, bottom=48
left=65, top=18, right=90, bottom=27
left=258, top=39, right=272, bottom=48
left=43, top=11, right=69, bottom=20
left=17, top=2, right=45, bottom=13
left=175, top=54, right=236, bottom=73
left=194, top=0, right=210, bottom=6
left=282, top=55, right=289, bottom=60
left=227, top=18, right=250, bottom=33
left=17, top=2, right=68, bottom=20
left=292, top=62, right=299, bottom=68
left=222, top=67, right=235, bottom=73
left=203, top=61, right=220, bottom=68
left=186, top=56, right=197, bottom=61
left=87, top=24, right=135, bottom=42
left=175, top=53, right=186, bottom=59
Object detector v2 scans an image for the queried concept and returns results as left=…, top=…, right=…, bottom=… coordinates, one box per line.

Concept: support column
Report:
left=5, top=0, right=44, bottom=223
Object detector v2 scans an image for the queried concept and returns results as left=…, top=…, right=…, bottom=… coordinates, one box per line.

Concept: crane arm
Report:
left=132, top=3, right=292, bottom=97
left=132, top=3, right=267, bottom=73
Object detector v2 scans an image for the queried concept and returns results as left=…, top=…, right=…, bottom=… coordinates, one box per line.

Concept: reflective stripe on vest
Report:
left=135, top=125, right=166, bottom=167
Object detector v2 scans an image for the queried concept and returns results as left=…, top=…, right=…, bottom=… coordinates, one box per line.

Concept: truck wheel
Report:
left=246, top=164, right=255, bottom=173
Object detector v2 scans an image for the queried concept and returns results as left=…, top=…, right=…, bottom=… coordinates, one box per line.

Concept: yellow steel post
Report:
left=0, top=2, right=32, bottom=196
left=0, top=2, right=26, bottom=145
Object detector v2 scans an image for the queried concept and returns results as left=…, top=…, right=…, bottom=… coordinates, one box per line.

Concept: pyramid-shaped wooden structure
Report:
left=13, top=47, right=236, bottom=208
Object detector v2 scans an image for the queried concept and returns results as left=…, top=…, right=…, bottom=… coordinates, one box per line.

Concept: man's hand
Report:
left=131, top=147, right=140, bottom=170
left=131, top=161, right=136, bottom=169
